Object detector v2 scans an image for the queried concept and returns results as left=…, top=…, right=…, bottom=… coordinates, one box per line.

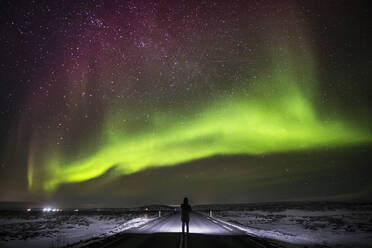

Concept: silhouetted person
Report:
left=181, top=197, right=192, bottom=235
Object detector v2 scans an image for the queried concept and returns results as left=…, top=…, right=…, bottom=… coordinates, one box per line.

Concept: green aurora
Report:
left=28, top=51, right=372, bottom=193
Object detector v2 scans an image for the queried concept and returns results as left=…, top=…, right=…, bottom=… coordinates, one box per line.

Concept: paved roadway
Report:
left=88, top=212, right=280, bottom=248
left=138, top=211, right=240, bottom=234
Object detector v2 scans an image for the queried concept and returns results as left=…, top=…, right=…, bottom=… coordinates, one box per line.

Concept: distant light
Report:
left=43, top=207, right=52, bottom=212
left=26, top=208, right=31, bottom=212
left=74, top=209, right=79, bottom=212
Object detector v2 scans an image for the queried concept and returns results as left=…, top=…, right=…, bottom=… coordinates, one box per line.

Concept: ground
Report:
left=0, top=202, right=371, bottom=248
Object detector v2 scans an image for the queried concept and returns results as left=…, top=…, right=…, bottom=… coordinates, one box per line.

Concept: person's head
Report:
left=183, top=197, right=188, bottom=204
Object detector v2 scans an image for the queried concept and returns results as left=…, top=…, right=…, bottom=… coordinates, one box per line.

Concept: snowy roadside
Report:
left=66, top=216, right=155, bottom=248
left=211, top=209, right=372, bottom=247
left=0, top=212, right=155, bottom=248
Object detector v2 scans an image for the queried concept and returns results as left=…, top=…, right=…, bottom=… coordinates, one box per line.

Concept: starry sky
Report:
left=0, top=0, right=371, bottom=207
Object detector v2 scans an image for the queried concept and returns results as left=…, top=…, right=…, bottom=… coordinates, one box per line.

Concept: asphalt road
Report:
left=138, top=211, right=240, bottom=234
left=88, top=212, right=279, bottom=248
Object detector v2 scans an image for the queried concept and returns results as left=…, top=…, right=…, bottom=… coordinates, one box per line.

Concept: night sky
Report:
left=0, top=0, right=371, bottom=207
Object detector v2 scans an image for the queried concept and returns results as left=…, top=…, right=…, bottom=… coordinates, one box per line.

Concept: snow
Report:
left=213, top=208, right=372, bottom=247
left=1, top=202, right=371, bottom=248
left=0, top=211, right=155, bottom=248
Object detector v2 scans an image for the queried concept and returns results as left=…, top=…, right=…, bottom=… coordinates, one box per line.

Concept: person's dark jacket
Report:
left=181, top=203, right=192, bottom=222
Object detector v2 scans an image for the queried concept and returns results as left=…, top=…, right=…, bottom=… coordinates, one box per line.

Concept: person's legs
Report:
left=186, top=220, right=189, bottom=234
left=182, top=221, right=185, bottom=234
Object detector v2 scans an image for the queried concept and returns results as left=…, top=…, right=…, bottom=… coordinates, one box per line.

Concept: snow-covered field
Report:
left=1, top=202, right=371, bottom=248
left=207, top=202, right=372, bottom=247
left=0, top=210, right=155, bottom=248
